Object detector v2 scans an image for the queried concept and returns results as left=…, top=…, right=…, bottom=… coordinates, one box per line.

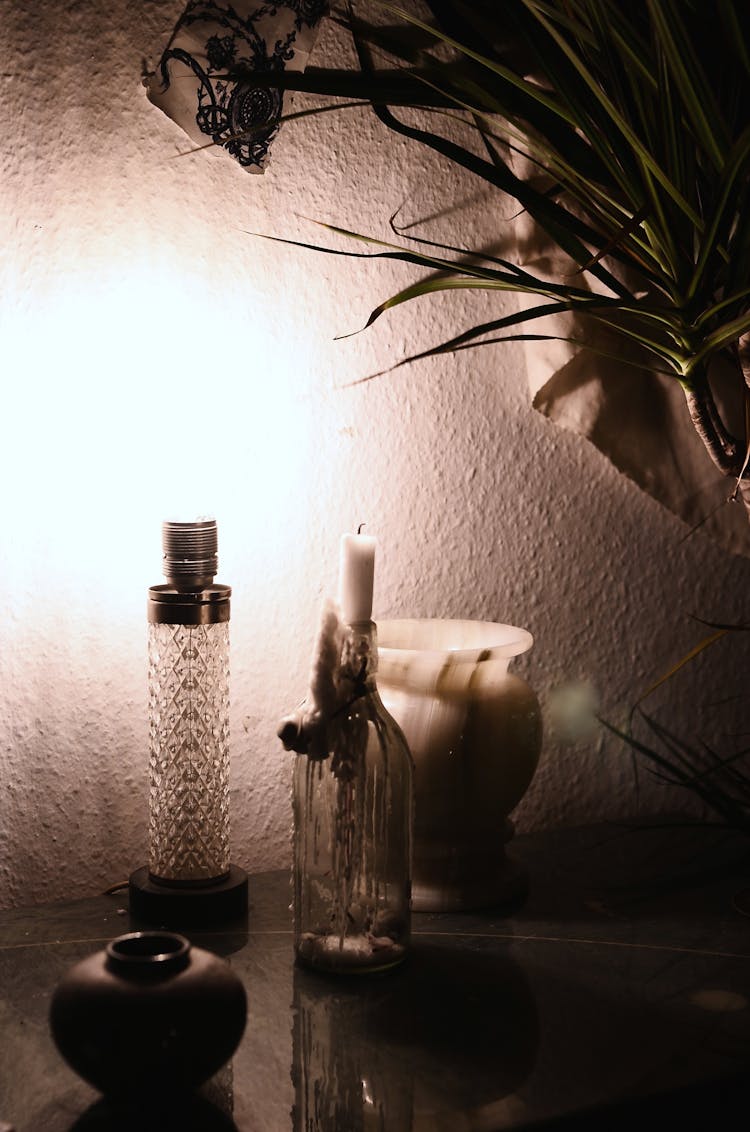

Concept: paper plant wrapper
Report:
left=511, top=161, right=750, bottom=559
left=145, top=0, right=328, bottom=172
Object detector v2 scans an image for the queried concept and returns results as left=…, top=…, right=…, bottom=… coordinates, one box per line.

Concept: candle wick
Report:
left=357, top=522, right=366, bottom=534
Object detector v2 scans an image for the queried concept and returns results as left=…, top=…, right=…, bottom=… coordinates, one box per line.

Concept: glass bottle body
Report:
left=293, top=622, right=413, bottom=974
left=148, top=618, right=230, bottom=883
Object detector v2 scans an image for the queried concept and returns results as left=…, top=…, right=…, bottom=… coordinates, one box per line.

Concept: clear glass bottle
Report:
left=292, top=620, right=413, bottom=974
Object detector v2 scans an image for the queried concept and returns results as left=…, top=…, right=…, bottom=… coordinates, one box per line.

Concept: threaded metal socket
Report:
left=162, top=518, right=218, bottom=590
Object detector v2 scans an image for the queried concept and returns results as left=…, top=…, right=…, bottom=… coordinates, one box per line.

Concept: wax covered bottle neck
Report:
left=339, top=620, right=379, bottom=692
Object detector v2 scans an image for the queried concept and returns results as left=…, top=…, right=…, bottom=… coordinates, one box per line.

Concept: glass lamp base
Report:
left=128, top=865, right=248, bottom=927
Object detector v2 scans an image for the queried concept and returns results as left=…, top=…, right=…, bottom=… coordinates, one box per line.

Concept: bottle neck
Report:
left=340, top=620, right=378, bottom=693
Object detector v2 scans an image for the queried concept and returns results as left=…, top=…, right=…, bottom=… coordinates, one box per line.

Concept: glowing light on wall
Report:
left=0, top=262, right=314, bottom=597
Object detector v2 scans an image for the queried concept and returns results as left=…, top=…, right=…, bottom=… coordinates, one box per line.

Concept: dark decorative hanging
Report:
left=146, top=1, right=328, bottom=171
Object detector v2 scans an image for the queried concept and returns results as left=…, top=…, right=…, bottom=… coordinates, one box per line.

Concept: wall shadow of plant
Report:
left=601, top=624, right=750, bottom=837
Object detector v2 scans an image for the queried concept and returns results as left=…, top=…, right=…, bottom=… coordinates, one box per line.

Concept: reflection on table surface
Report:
left=0, top=823, right=748, bottom=1130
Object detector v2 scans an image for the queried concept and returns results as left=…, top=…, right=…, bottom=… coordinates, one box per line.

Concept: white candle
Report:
left=338, top=531, right=376, bottom=624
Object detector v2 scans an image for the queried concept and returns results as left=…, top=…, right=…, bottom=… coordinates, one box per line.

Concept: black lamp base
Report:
left=128, top=865, right=249, bottom=928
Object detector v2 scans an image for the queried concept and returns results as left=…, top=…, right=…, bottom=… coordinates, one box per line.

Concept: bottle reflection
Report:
left=293, top=969, right=413, bottom=1130
left=292, top=942, right=538, bottom=1131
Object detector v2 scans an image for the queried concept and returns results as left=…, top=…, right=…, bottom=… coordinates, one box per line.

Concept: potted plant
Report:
left=237, top=0, right=750, bottom=551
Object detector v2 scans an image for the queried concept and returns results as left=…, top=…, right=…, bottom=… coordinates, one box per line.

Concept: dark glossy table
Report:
left=1, top=823, right=748, bottom=1131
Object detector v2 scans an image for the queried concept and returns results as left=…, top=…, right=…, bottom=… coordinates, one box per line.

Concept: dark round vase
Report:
left=49, top=931, right=247, bottom=1096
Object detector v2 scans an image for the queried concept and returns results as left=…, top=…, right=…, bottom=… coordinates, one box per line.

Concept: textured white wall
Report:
left=1, top=2, right=749, bottom=910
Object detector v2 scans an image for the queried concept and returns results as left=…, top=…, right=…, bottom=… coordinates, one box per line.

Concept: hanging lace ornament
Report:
left=145, top=0, right=328, bottom=172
